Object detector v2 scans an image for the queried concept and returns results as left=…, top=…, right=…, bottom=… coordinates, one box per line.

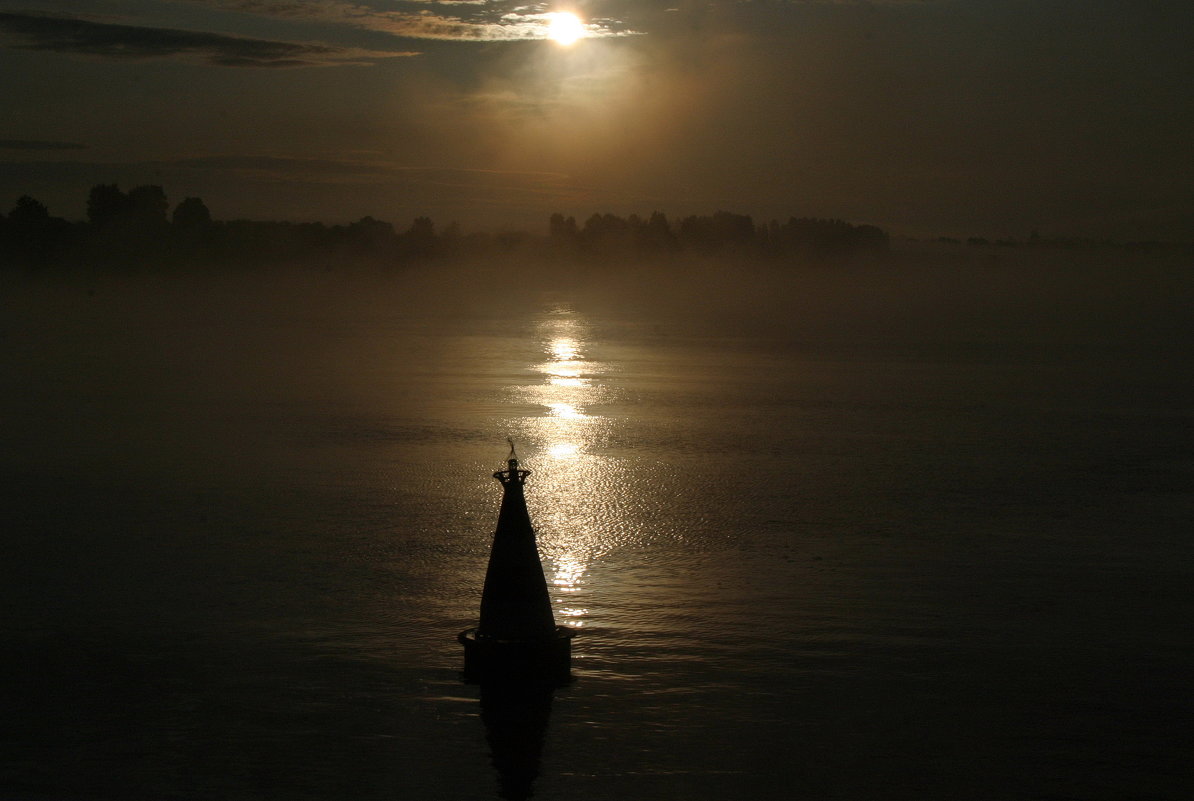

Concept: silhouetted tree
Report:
left=852, top=224, right=889, bottom=252
left=338, top=215, right=397, bottom=261
left=87, top=184, right=129, bottom=227
left=87, top=183, right=168, bottom=234
left=640, top=211, right=676, bottom=251
left=403, top=216, right=437, bottom=257
left=546, top=213, right=579, bottom=257
left=579, top=213, right=634, bottom=254
left=777, top=217, right=888, bottom=257
left=172, top=197, right=212, bottom=229
left=2, top=179, right=903, bottom=271
left=8, top=195, right=49, bottom=228
left=548, top=212, right=578, bottom=241
left=712, top=211, right=754, bottom=248
left=166, top=196, right=215, bottom=262
left=4, top=195, right=66, bottom=267
left=678, top=215, right=715, bottom=251
left=675, top=212, right=755, bottom=253
left=127, top=185, right=169, bottom=230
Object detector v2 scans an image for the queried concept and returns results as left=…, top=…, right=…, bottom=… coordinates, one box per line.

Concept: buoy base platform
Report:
left=458, top=627, right=575, bottom=684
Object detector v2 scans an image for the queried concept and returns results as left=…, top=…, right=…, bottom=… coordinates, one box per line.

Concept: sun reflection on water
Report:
left=546, top=441, right=579, bottom=459
left=501, top=304, right=627, bottom=629
left=550, top=337, right=581, bottom=362
left=545, top=402, right=584, bottom=419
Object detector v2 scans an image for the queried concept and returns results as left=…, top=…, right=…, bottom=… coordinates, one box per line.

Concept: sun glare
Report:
left=546, top=12, right=586, bottom=46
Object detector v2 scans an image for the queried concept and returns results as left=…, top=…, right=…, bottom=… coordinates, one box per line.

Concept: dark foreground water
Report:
left=3, top=256, right=1193, bottom=799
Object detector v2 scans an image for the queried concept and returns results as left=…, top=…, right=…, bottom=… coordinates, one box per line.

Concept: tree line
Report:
left=548, top=211, right=888, bottom=258
left=0, top=184, right=890, bottom=271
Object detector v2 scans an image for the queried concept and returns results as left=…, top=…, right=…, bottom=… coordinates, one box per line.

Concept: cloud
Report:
left=182, top=0, right=636, bottom=41
left=0, top=12, right=417, bottom=66
left=0, top=139, right=87, bottom=151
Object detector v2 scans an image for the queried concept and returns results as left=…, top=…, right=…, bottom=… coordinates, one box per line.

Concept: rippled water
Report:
left=3, top=261, right=1193, bottom=799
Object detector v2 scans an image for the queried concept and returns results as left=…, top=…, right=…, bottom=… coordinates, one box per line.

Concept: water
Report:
left=3, top=258, right=1193, bottom=799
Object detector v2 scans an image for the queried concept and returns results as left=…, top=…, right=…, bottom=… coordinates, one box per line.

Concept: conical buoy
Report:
left=459, top=446, right=574, bottom=684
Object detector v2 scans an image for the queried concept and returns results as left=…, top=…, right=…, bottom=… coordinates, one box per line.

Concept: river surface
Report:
left=3, top=258, right=1193, bottom=799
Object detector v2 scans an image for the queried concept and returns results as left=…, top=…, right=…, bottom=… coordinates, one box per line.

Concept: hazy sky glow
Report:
left=2, top=0, right=1191, bottom=238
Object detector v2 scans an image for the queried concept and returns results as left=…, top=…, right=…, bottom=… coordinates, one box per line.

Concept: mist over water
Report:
left=3, top=251, right=1193, bottom=799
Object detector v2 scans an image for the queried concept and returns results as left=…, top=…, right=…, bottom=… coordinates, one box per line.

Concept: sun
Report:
left=545, top=12, right=586, bottom=46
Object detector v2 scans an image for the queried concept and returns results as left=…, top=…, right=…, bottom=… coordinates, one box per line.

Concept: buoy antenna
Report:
left=495, top=440, right=530, bottom=485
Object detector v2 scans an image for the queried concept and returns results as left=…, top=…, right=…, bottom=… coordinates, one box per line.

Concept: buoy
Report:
left=459, top=446, right=573, bottom=683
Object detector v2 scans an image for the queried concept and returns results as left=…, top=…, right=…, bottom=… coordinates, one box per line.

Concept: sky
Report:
left=1, top=0, right=1191, bottom=240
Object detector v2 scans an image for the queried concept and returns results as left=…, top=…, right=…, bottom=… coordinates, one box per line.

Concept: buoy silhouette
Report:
left=459, top=444, right=573, bottom=683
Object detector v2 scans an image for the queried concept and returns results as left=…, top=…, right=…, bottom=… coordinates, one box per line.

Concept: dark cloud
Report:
left=0, top=11, right=414, bottom=66
left=185, top=0, right=635, bottom=41
left=0, top=139, right=86, bottom=150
